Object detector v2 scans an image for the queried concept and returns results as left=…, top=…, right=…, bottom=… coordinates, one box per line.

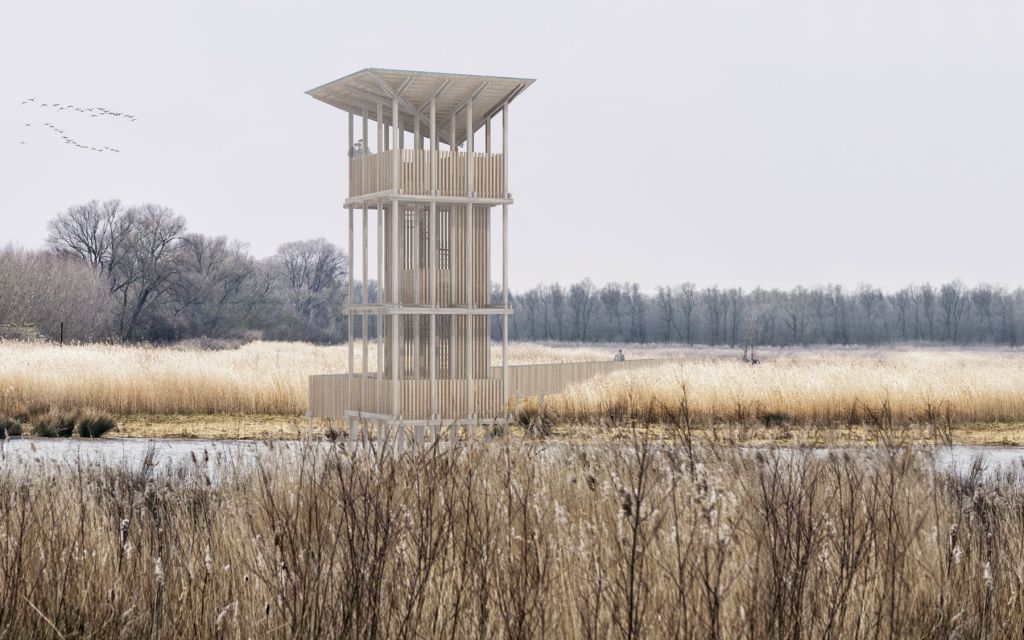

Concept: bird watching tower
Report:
left=306, top=68, right=533, bottom=440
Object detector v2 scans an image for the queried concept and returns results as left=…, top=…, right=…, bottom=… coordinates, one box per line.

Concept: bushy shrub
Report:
left=32, top=410, right=77, bottom=437
left=77, top=411, right=117, bottom=438
left=0, top=416, right=23, bottom=436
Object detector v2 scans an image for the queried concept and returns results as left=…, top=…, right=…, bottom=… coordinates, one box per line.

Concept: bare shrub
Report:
left=0, top=415, right=23, bottom=436
left=77, top=410, right=117, bottom=437
left=0, top=441, right=1020, bottom=637
left=32, top=409, right=77, bottom=437
left=0, top=245, right=116, bottom=341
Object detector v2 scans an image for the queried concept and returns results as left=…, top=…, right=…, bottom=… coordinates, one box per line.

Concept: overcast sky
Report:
left=2, top=0, right=1023, bottom=292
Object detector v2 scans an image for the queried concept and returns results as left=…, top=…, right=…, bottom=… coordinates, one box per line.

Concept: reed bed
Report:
left=0, top=439, right=1021, bottom=638
left=0, top=340, right=680, bottom=416
left=546, top=349, right=1024, bottom=426
left=3, top=341, right=1024, bottom=428
left=0, top=341, right=345, bottom=416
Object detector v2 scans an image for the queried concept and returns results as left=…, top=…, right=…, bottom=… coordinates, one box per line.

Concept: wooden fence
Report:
left=309, top=358, right=682, bottom=422
left=349, top=150, right=505, bottom=199
left=497, top=358, right=683, bottom=397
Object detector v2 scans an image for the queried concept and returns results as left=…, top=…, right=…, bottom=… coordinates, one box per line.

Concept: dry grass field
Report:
left=0, top=340, right=689, bottom=417
left=3, top=340, right=1024, bottom=440
left=0, top=440, right=1021, bottom=638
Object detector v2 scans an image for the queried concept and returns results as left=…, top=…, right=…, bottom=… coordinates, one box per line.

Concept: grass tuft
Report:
left=0, top=415, right=23, bottom=436
left=32, top=409, right=77, bottom=437
left=77, top=410, right=117, bottom=437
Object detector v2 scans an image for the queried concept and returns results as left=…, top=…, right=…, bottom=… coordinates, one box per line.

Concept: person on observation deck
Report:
left=348, top=139, right=366, bottom=158
left=614, top=349, right=625, bottom=362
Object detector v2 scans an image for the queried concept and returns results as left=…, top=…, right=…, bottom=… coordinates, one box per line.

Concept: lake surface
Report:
left=1, top=437, right=1022, bottom=477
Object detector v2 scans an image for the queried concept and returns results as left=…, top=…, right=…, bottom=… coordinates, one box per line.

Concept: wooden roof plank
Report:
left=307, top=68, right=534, bottom=144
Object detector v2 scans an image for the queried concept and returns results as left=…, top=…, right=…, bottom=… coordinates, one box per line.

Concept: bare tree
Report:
left=971, top=285, right=995, bottom=341
left=677, top=283, right=698, bottom=345
left=171, top=234, right=255, bottom=336
left=273, top=238, right=347, bottom=340
left=521, top=288, right=541, bottom=338
left=112, top=205, right=187, bottom=339
left=703, top=287, right=724, bottom=345
left=939, top=280, right=968, bottom=342
left=548, top=284, right=566, bottom=341
left=46, top=199, right=125, bottom=270
left=655, top=286, right=677, bottom=342
left=919, top=284, right=937, bottom=340
left=568, top=278, right=597, bottom=341
left=781, top=286, right=810, bottom=345
left=856, top=284, right=883, bottom=342
left=47, top=201, right=186, bottom=340
left=625, top=283, right=647, bottom=343
left=891, top=287, right=912, bottom=341
left=599, top=283, right=626, bottom=341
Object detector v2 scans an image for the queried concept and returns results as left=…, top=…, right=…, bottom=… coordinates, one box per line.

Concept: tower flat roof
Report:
left=307, top=68, right=534, bottom=147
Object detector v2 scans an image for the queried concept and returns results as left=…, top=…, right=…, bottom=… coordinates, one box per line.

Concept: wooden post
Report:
left=361, top=109, right=370, bottom=411
left=391, top=200, right=399, bottom=419
left=502, top=103, right=510, bottom=407
left=465, top=98, right=474, bottom=419
left=376, top=102, right=385, bottom=413
left=392, top=99, right=400, bottom=193
left=390, top=97, right=401, bottom=420
left=347, top=110, right=356, bottom=440
left=430, top=96, right=437, bottom=197
left=362, top=108, right=369, bottom=191
left=502, top=203, right=509, bottom=406
left=502, top=103, right=509, bottom=194
left=449, top=111, right=456, bottom=307
left=429, top=95, right=438, bottom=419
left=413, top=206, right=421, bottom=378
left=362, top=205, right=369, bottom=384
left=377, top=200, right=384, bottom=410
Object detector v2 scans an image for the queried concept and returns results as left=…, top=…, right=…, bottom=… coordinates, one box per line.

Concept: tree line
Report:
left=501, top=280, right=1023, bottom=347
left=3, top=199, right=1023, bottom=347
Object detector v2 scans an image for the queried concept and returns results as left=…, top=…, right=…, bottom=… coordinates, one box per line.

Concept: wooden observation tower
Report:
left=307, top=68, right=533, bottom=438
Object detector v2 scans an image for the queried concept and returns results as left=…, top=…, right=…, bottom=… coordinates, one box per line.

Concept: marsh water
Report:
left=1, top=436, right=1023, bottom=479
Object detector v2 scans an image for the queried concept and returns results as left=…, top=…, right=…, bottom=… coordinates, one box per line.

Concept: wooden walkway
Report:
left=309, top=358, right=681, bottom=423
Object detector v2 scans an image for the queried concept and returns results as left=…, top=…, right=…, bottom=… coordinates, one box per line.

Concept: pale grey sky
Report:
left=2, top=0, right=1023, bottom=292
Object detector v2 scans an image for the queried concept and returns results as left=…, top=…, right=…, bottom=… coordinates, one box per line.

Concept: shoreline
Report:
left=79, top=414, right=1024, bottom=447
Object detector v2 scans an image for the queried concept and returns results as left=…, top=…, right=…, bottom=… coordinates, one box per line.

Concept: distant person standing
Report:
left=614, top=349, right=625, bottom=362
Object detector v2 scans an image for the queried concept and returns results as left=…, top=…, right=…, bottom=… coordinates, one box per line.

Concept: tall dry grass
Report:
left=545, top=349, right=1024, bottom=426
left=0, top=340, right=675, bottom=416
left=0, top=341, right=345, bottom=416
left=0, top=439, right=1021, bottom=638
left=4, top=340, right=1024, bottom=427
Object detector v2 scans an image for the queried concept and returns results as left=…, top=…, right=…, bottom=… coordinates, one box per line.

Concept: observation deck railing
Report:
left=349, top=150, right=506, bottom=199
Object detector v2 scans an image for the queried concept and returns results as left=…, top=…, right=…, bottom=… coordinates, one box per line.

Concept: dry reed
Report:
left=545, top=349, right=1024, bottom=426
left=0, top=439, right=1021, bottom=638
left=3, top=341, right=1024, bottom=428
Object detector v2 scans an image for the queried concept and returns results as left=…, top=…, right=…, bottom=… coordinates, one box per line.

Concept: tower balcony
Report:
left=349, top=150, right=506, bottom=200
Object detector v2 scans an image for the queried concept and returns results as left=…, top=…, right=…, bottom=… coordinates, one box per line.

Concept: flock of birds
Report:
left=18, top=97, right=135, bottom=153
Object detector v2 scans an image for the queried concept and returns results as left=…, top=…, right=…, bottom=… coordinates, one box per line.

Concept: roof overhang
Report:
left=307, top=68, right=534, bottom=147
